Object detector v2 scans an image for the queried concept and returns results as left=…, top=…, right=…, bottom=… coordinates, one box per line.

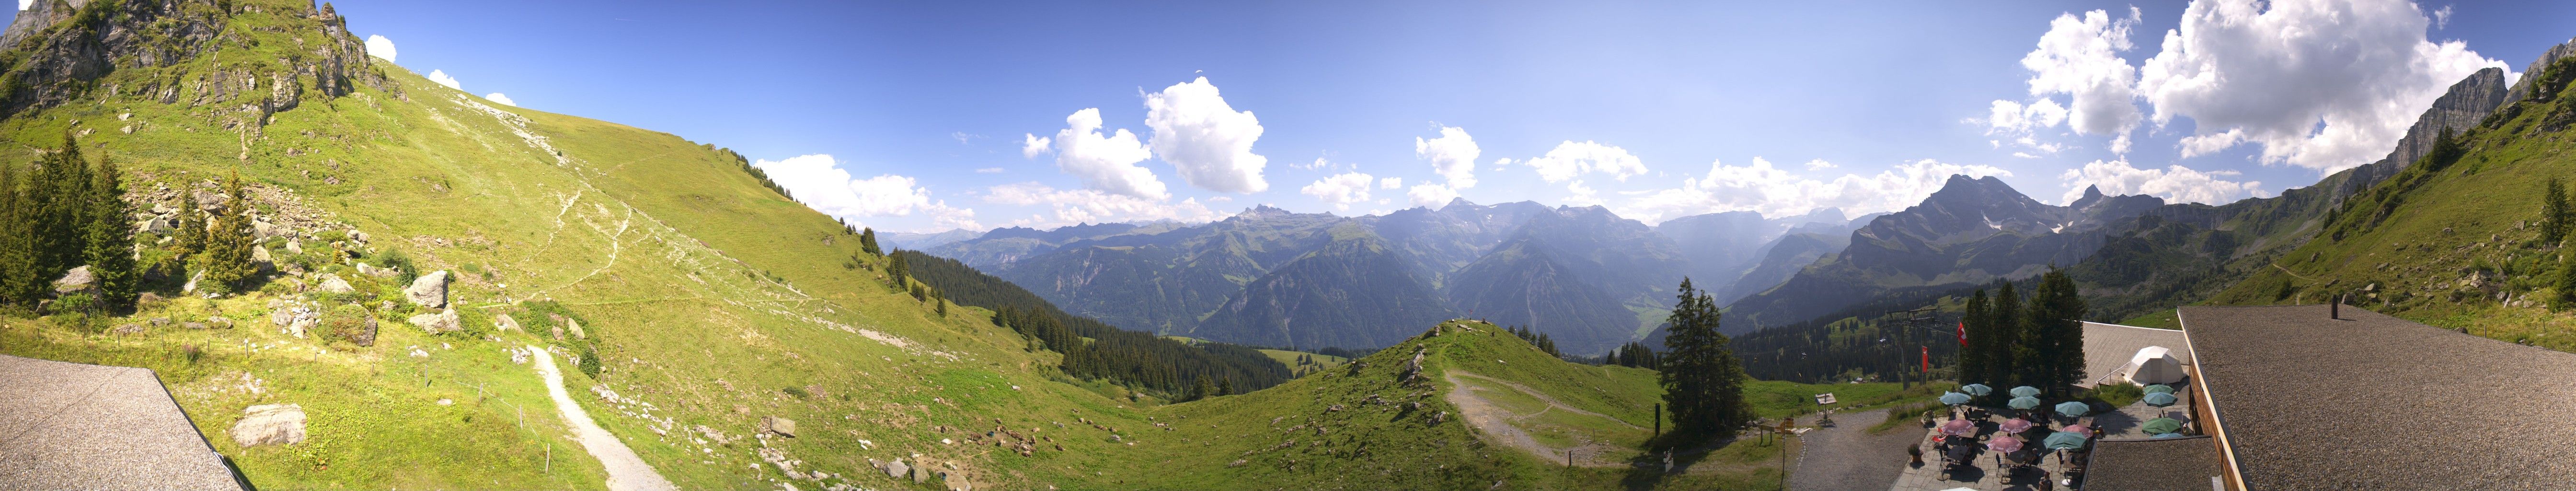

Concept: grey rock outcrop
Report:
left=2503, top=37, right=2576, bottom=106
left=51, top=265, right=95, bottom=294
left=230, top=404, right=307, bottom=447
left=762, top=416, right=797, bottom=437
left=317, top=274, right=354, bottom=293
left=565, top=318, right=586, bottom=339
left=404, top=270, right=448, bottom=308
left=885, top=459, right=909, bottom=479
left=407, top=308, right=460, bottom=334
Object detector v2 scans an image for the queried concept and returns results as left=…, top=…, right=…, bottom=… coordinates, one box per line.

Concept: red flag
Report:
left=1956, top=321, right=1968, bottom=347
left=1921, top=346, right=1931, bottom=373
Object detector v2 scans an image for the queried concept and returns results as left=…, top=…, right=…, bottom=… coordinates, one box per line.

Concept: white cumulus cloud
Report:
left=2020, top=8, right=2144, bottom=153
left=1144, top=77, right=1269, bottom=194
left=983, top=182, right=1222, bottom=227
left=1378, top=176, right=1403, bottom=189
left=1300, top=172, right=1377, bottom=210
left=1617, top=158, right=2012, bottom=223
left=1520, top=140, right=1648, bottom=183
left=2138, top=0, right=2503, bottom=171
left=1039, top=108, right=1166, bottom=199
left=482, top=93, right=515, bottom=106
left=753, top=154, right=980, bottom=230
left=2058, top=159, right=2269, bottom=205
left=1414, top=126, right=1481, bottom=188
left=427, top=70, right=461, bottom=90
left=364, top=35, right=397, bottom=62
left=1020, top=134, right=1051, bottom=159
left=1407, top=183, right=1461, bottom=208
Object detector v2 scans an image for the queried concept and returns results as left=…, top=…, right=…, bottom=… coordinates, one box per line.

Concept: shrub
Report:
left=2088, top=382, right=2144, bottom=408
left=782, top=386, right=809, bottom=399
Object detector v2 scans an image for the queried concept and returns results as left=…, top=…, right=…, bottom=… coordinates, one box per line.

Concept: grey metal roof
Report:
left=2078, top=321, right=2192, bottom=388
left=2085, top=435, right=2222, bottom=491
left=2180, top=304, right=2576, bottom=491
left=0, top=354, right=246, bottom=491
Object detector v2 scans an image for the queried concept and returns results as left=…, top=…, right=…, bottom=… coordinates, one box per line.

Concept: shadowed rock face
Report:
left=2337, top=67, right=2513, bottom=198
left=2503, top=37, right=2576, bottom=105
left=0, top=0, right=392, bottom=117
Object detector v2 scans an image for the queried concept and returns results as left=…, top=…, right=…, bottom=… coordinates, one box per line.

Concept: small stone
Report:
left=436, top=398, right=453, bottom=406
left=407, top=308, right=460, bottom=333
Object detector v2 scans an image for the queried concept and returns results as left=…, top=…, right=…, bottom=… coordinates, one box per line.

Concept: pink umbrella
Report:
left=1940, top=419, right=1977, bottom=436
left=1986, top=435, right=2025, bottom=453
left=1999, top=418, right=2034, bottom=434
left=2060, top=424, right=2092, bottom=437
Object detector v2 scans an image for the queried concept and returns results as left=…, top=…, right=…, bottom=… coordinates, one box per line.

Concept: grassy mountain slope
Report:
left=2203, top=57, right=2576, bottom=351
left=0, top=2, right=1344, bottom=490
left=1133, top=319, right=1788, bottom=491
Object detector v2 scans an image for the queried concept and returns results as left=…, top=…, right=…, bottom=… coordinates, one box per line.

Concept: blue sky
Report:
left=40, top=1, right=2575, bottom=232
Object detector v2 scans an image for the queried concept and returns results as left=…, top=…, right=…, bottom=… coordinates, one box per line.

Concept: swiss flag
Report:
left=1956, top=321, right=1968, bottom=347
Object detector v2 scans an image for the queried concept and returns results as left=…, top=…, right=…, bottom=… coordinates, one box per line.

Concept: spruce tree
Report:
left=172, top=190, right=205, bottom=256
left=860, top=227, right=881, bottom=256
left=2557, top=255, right=2576, bottom=309
left=2548, top=176, right=2570, bottom=247
left=1191, top=376, right=1216, bottom=401
left=1958, top=289, right=1994, bottom=388
left=1994, top=281, right=2038, bottom=388
left=1660, top=278, right=1750, bottom=441
left=82, top=158, right=136, bottom=310
left=29, top=138, right=90, bottom=281
left=0, top=162, right=34, bottom=309
left=886, top=249, right=909, bottom=288
left=2027, top=268, right=2088, bottom=396
left=196, top=172, right=256, bottom=293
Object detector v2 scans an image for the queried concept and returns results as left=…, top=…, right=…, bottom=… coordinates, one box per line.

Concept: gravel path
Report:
left=1442, top=371, right=1641, bottom=467
left=530, top=346, right=676, bottom=491
left=1786, top=409, right=1915, bottom=491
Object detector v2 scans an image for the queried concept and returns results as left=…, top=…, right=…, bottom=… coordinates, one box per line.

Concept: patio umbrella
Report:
left=1961, top=383, right=1994, bottom=396
left=2150, top=433, right=2187, bottom=439
left=2060, top=424, right=2091, bottom=436
left=2008, top=396, right=2043, bottom=409
left=2055, top=401, right=2092, bottom=418
left=2141, top=418, right=2185, bottom=434
left=2142, top=392, right=2180, bottom=408
left=2010, top=386, right=2042, bottom=397
left=1939, top=392, right=1972, bottom=405
left=2143, top=384, right=2175, bottom=394
left=2043, top=431, right=2090, bottom=450
left=1940, top=419, right=1977, bottom=436
left=1999, top=418, right=2034, bottom=434
left=1986, top=435, right=2025, bottom=453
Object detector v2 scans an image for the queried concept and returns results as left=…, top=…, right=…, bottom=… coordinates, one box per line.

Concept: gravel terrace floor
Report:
left=1786, top=409, right=1916, bottom=491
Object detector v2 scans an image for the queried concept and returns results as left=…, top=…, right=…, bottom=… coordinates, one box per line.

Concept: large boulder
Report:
left=565, top=318, right=586, bottom=339
left=404, top=270, right=448, bottom=308
left=251, top=246, right=275, bottom=274
left=885, top=459, right=909, bottom=479
left=318, top=274, right=355, bottom=293
left=230, top=404, right=307, bottom=447
left=762, top=416, right=797, bottom=437
left=355, top=263, right=399, bottom=278
left=407, top=308, right=460, bottom=334
left=51, top=265, right=95, bottom=295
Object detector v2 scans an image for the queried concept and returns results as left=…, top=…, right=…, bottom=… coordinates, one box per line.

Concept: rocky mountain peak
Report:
left=2504, top=37, right=2576, bottom=105
left=0, top=0, right=392, bottom=118
left=1236, top=204, right=1294, bottom=220
left=2070, top=185, right=2107, bottom=210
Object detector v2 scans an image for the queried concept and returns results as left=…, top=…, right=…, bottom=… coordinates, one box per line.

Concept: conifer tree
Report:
left=196, top=172, right=256, bottom=293
left=2026, top=268, right=2088, bottom=397
left=1660, top=277, right=1750, bottom=441
left=886, top=248, right=909, bottom=288
left=0, top=162, right=34, bottom=309
left=29, top=137, right=90, bottom=280
left=82, top=158, right=136, bottom=310
left=1191, top=376, right=1216, bottom=401
left=172, top=190, right=205, bottom=256
left=1995, top=281, right=2039, bottom=388
left=2557, top=256, right=2576, bottom=308
left=1958, top=289, right=1998, bottom=389
left=934, top=291, right=948, bottom=316
left=860, top=227, right=881, bottom=256
left=2548, top=176, right=2569, bottom=247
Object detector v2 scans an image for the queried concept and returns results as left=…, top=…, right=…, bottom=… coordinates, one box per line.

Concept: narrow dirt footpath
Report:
left=530, top=346, right=677, bottom=491
left=1443, top=371, right=1640, bottom=467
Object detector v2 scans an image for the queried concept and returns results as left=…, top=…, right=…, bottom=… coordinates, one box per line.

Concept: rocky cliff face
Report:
left=0, top=0, right=391, bottom=119
left=2331, top=67, right=2512, bottom=198
left=2503, top=37, right=2576, bottom=106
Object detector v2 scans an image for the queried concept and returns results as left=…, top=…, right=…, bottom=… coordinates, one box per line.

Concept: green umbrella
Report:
left=2008, top=396, right=2043, bottom=409
left=2043, top=431, right=2090, bottom=450
left=2055, top=401, right=2092, bottom=418
left=2141, top=417, right=2185, bottom=434
left=2143, top=384, right=2175, bottom=394
left=2010, top=386, right=2042, bottom=397
left=1960, top=384, right=1994, bottom=396
left=2142, top=392, right=2179, bottom=407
